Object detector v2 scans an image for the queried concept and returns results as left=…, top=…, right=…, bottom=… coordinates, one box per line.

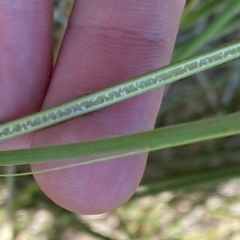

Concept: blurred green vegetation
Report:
left=0, top=0, right=240, bottom=239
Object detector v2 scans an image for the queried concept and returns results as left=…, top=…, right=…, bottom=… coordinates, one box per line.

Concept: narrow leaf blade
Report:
left=0, top=112, right=240, bottom=166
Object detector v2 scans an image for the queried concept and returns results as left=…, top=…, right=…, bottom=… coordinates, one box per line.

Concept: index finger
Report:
left=32, top=0, right=186, bottom=214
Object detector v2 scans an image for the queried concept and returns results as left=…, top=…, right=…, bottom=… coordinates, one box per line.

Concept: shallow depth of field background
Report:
left=1, top=0, right=240, bottom=239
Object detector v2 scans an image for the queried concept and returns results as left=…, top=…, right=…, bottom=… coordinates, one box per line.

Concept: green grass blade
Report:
left=180, top=0, right=223, bottom=31
left=135, top=165, right=240, bottom=198
left=0, top=41, right=240, bottom=143
left=177, top=1, right=240, bottom=60
left=0, top=151, right=142, bottom=177
left=0, top=111, right=240, bottom=167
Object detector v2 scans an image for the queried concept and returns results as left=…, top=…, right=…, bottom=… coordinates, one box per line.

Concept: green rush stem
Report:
left=0, top=41, right=240, bottom=142
left=0, top=149, right=147, bottom=177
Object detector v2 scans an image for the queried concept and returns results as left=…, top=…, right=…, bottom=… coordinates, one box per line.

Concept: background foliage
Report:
left=0, top=0, right=240, bottom=239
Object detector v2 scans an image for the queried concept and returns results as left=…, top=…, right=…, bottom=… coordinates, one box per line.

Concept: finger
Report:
left=0, top=1, right=52, bottom=151
left=32, top=0, right=186, bottom=214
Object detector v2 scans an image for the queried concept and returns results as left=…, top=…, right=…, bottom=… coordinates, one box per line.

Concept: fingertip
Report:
left=31, top=154, right=147, bottom=214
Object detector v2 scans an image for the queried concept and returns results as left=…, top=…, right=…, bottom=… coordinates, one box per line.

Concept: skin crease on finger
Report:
left=31, top=0, right=186, bottom=215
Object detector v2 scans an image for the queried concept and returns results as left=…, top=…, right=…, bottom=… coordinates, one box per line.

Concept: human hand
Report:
left=0, top=0, right=185, bottom=214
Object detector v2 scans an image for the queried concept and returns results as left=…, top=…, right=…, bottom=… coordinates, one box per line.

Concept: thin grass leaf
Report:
left=177, top=1, right=240, bottom=60
left=0, top=151, right=142, bottom=177
left=135, top=165, right=240, bottom=198
left=212, top=18, right=240, bottom=43
left=180, top=0, right=223, bottom=31
left=0, top=111, right=240, bottom=169
left=0, top=41, right=240, bottom=143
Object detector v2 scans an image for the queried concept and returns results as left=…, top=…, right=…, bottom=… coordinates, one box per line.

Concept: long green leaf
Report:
left=180, top=0, right=222, bottom=31
left=134, top=165, right=240, bottom=198
left=0, top=41, right=240, bottom=143
left=176, top=1, right=240, bottom=60
left=0, top=112, right=240, bottom=167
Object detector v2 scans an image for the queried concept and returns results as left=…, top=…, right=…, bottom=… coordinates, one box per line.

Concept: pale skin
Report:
left=0, top=0, right=186, bottom=214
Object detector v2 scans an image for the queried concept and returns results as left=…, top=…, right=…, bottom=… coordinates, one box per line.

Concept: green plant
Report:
left=0, top=42, right=239, bottom=177
left=1, top=1, right=240, bottom=239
